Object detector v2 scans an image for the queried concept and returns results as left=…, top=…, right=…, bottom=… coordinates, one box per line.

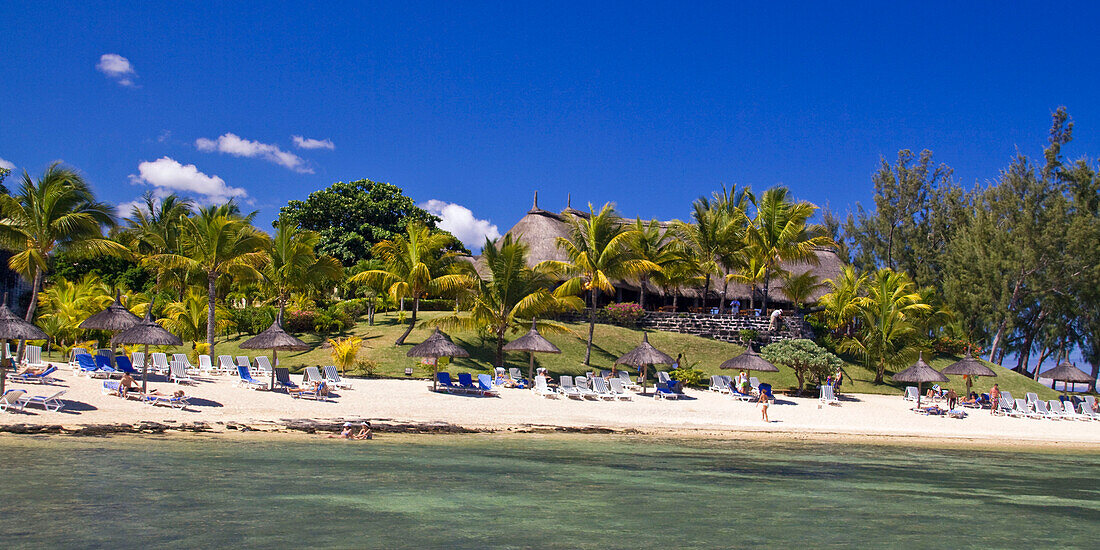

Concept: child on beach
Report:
left=759, top=391, right=770, bottom=422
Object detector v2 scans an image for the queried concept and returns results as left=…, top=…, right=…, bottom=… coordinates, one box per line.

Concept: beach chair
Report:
left=728, top=380, right=754, bottom=401
left=559, top=376, right=584, bottom=400
left=94, top=355, right=120, bottom=378
left=16, top=389, right=67, bottom=412
left=1078, top=402, right=1100, bottom=421
left=255, top=356, right=273, bottom=378
left=534, top=375, right=559, bottom=398
left=236, top=365, right=268, bottom=390
left=115, top=356, right=139, bottom=376
left=591, top=377, right=618, bottom=401
left=218, top=355, right=237, bottom=375
left=608, top=377, right=633, bottom=400
left=657, top=371, right=672, bottom=385
left=1014, top=399, right=1040, bottom=419
left=820, top=385, right=840, bottom=405
left=68, top=348, right=91, bottom=369
left=1025, top=392, right=1040, bottom=410
left=322, top=366, right=353, bottom=390
left=74, top=354, right=101, bottom=377
left=1058, top=400, right=1089, bottom=421
left=617, top=370, right=641, bottom=391
left=994, top=396, right=1018, bottom=417
left=654, top=381, right=680, bottom=400
left=198, top=355, right=215, bottom=375
left=151, top=353, right=170, bottom=375
left=237, top=355, right=253, bottom=373
left=273, top=367, right=298, bottom=390
left=23, top=346, right=45, bottom=370
left=7, top=365, right=59, bottom=384
left=289, top=381, right=329, bottom=401
left=749, top=376, right=761, bottom=392
left=0, top=390, right=27, bottom=412
left=573, top=377, right=600, bottom=400
left=435, top=372, right=464, bottom=394
left=145, top=393, right=189, bottom=409
left=1046, top=400, right=1074, bottom=420
left=758, top=383, right=774, bottom=400
left=477, top=374, right=500, bottom=397
left=131, top=352, right=146, bottom=372
left=1032, top=400, right=1059, bottom=420
left=709, top=375, right=729, bottom=393
left=1085, top=396, right=1097, bottom=412
left=508, top=368, right=529, bottom=389
left=903, top=386, right=919, bottom=401
left=102, top=380, right=122, bottom=396
left=173, top=353, right=197, bottom=374
left=169, top=360, right=195, bottom=384
left=303, top=366, right=323, bottom=384
left=452, top=372, right=476, bottom=394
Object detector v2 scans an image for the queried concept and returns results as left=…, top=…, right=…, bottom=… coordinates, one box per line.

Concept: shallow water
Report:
left=0, top=434, right=1097, bottom=548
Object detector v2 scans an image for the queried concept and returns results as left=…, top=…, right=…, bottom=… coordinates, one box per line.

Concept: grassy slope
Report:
left=47, top=311, right=1061, bottom=399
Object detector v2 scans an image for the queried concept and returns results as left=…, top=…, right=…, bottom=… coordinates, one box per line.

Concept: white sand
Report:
left=5, top=362, right=1100, bottom=447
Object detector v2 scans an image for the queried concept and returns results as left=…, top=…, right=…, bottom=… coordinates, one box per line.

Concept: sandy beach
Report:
left=4, top=362, right=1100, bottom=448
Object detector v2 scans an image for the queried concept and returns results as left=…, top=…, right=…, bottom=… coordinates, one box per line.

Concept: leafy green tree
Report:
left=279, top=179, right=447, bottom=266
left=431, top=234, right=582, bottom=366
left=674, top=195, right=748, bottom=312
left=262, top=221, right=344, bottom=317
left=152, top=204, right=269, bottom=360
left=37, top=274, right=111, bottom=347
left=761, top=338, right=842, bottom=393
left=0, top=163, right=126, bottom=322
left=160, top=289, right=234, bottom=345
left=840, top=268, right=932, bottom=383
left=118, top=192, right=194, bottom=295
left=816, top=265, right=867, bottom=338
left=779, top=270, right=826, bottom=312
left=545, top=203, right=656, bottom=365
left=627, top=218, right=681, bottom=309
left=348, top=222, right=473, bottom=345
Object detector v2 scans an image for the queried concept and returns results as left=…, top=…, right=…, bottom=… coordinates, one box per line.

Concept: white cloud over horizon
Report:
left=96, top=53, right=137, bottom=86
left=292, top=135, right=335, bottom=150
left=196, top=133, right=312, bottom=173
left=420, top=200, right=501, bottom=252
left=128, top=157, right=247, bottom=206
left=0, top=157, right=14, bottom=171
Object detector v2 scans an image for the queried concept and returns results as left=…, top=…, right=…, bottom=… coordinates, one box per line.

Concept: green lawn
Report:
left=45, top=310, right=1063, bottom=399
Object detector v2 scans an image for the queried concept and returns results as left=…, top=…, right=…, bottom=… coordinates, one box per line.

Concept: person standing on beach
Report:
left=989, top=384, right=1001, bottom=414
left=759, top=391, right=770, bottom=422
left=945, top=388, right=957, bottom=410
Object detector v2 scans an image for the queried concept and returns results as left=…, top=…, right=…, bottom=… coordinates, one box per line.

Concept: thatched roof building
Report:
left=466, top=194, right=844, bottom=307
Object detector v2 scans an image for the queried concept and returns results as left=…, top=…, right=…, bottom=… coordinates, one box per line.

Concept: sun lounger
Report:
left=68, top=348, right=91, bottom=369
left=0, top=390, right=27, bottom=412
left=508, top=368, right=529, bottom=388
left=74, top=354, right=101, bottom=377
left=130, top=351, right=145, bottom=371
left=1014, top=398, right=1040, bottom=419
left=559, top=376, right=584, bottom=400
left=1032, top=400, right=1059, bottom=419
left=169, top=361, right=196, bottom=384
left=591, top=378, right=618, bottom=401
left=1058, top=401, right=1090, bottom=421
left=1078, top=402, right=1100, bottom=421
left=946, top=408, right=967, bottom=419
left=173, top=354, right=198, bottom=374
left=820, top=384, right=840, bottom=405
left=533, top=375, right=559, bottom=398
left=151, top=353, right=170, bottom=375
left=7, top=365, right=59, bottom=384
left=709, top=375, right=729, bottom=393
left=102, top=380, right=121, bottom=396
left=95, top=355, right=120, bottom=378
left=303, top=366, right=323, bottom=384
left=477, top=374, right=500, bottom=396
left=608, top=377, right=633, bottom=400
left=1085, top=396, right=1097, bottom=412
left=115, top=356, right=138, bottom=376
left=198, top=355, right=215, bottom=374
left=22, top=346, right=45, bottom=370
left=994, top=397, right=1017, bottom=416
left=656, top=371, right=672, bottom=385
left=617, top=370, right=641, bottom=391
left=435, top=372, right=464, bottom=393
left=289, top=381, right=329, bottom=401
left=274, top=367, right=298, bottom=390
left=322, top=366, right=353, bottom=390
left=144, top=393, right=189, bottom=409
left=218, top=355, right=237, bottom=375
left=255, top=356, right=274, bottom=378
left=654, top=381, right=680, bottom=400
left=1046, top=400, right=1074, bottom=420
left=17, top=390, right=67, bottom=412
left=573, top=377, right=600, bottom=400
left=749, top=377, right=760, bottom=392
left=236, top=365, right=268, bottom=390
left=903, top=386, right=919, bottom=401
left=1025, top=392, right=1040, bottom=410
left=236, top=355, right=252, bottom=371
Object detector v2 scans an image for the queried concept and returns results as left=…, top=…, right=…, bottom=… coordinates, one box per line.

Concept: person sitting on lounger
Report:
left=959, top=392, right=980, bottom=406
left=355, top=422, right=373, bottom=440
left=120, top=372, right=140, bottom=397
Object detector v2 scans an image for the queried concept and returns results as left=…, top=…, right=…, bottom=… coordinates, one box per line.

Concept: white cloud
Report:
left=0, top=157, right=14, bottom=171
left=128, top=157, right=247, bottom=204
left=96, top=53, right=137, bottom=86
left=292, top=136, right=335, bottom=150
left=421, top=200, right=501, bottom=252
left=195, top=133, right=312, bottom=173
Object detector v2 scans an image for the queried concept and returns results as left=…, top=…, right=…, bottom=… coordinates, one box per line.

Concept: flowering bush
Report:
left=604, top=302, right=645, bottom=326
left=283, top=310, right=317, bottom=332
left=933, top=337, right=982, bottom=356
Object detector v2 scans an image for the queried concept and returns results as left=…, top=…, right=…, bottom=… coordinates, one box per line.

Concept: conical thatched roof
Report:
left=1041, top=360, right=1094, bottom=384
left=892, top=352, right=949, bottom=384
left=240, top=312, right=309, bottom=351
left=615, top=332, right=674, bottom=366
left=942, top=352, right=997, bottom=377
left=502, top=320, right=561, bottom=354
left=719, top=346, right=780, bottom=372
left=407, top=328, right=470, bottom=358
left=0, top=295, right=47, bottom=341
left=80, top=291, right=141, bottom=331
left=112, top=302, right=183, bottom=346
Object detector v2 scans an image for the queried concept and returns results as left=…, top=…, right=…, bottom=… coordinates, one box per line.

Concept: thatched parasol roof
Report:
left=719, top=346, right=780, bottom=372
left=111, top=302, right=183, bottom=346
left=1041, top=360, right=1094, bottom=384
left=892, top=352, right=949, bottom=384
left=0, top=296, right=47, bottom=341
left=240, top=312, right=308, bottom=351
left=502, top=320, right=561, bottom=354
left=80, top=291, right=141, bottom=331
left=942, top=352, right=997, bottom=377
left=614, top=332, right=674, bottom=367
left=407, top=328, right=470, bottom=358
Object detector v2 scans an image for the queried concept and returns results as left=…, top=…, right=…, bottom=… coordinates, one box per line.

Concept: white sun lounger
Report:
left=254, top=356, right=273, bottom=377
left=130, top=352, right=146, bottom=372
left=820, top=384, right=840, bottom=405
left=1078, top=402, right=1100, bottom=421
left=303, top=366, right=323, bottom=384
left=1025, top=392, right=1040, bottom=410
left=591, top=378, right=618, bottom=401
left=218, top=355, right=237, bottom=375
left=17, top=389, right=67, bottom=412
left=0, top=390, right=27, bottom=412
left=1058, top=400, right=1089, bottom=421
left=169, top=361, right=196, bottom=384
left=750, top=377, right=760, bottom=392
left=151, top=353, right=170, bottom=375
left=559, top=376, right=584, bottom=400
left=573, top=377, right=599, bottom=400
left=709, top=375, right=729, bottom=393
left=903, top=386, right=919, bottom=401
left=534, top=375, right=559, bottom=398
left=198, top=355, right=215, bottom=374
left=1033, top=400, right=1059, bottom=419
left=173, top=354, right=198, bottom=374
left=656, top=371, right=672, bottom=385
left=23, top=346, right=46, bottom=370
left=1047, top=400, right=1076, bottom=420
left=608, top=377, right=633, bottom=400
left=322, top=366, right=352, bottom=390
left=617, top=370, right=641, bottom=391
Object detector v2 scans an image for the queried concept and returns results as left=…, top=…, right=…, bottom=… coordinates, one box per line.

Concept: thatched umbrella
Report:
left=719, top=346, right=780, bottom=373
left=240, top=311, right=309, bottom=390
left=407, top=328, right=469, bottom=391
left=1041, top=359, right=1093, bottom=392
left=502, top=319, right=561, bottom=384
left=112, top=299, right=183, bottom=393
left=0, top=294, right=48, bottom=396
left=614, top=332, right=674, bottom=394
left=79, top=291, right=141, bottom=368
left=892, top=352, right=949, bottom=409
left=942, top=351, right=996, bottom=395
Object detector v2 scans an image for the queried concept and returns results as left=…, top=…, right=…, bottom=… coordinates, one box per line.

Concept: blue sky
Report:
left=2, top=1, right=1100, bottom=252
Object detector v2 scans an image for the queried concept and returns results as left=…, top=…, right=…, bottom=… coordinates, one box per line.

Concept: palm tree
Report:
left=840, top=268, right=932, bottom=383
left=119, top=192, right=194, bottom=295
left=0, top=163, right=125, bottom=323
left=779, top=271, right=826, bottom=312
left=627, top=218, right=681, bottom=310
left=152, top=204, right=269, bottom=360
left=544, top=203, right=656, bottom=365
left=37, top=274, right=111, bottom=348
left=263, top=221, right=344, bottom=318
left=160, top=289, right=234, bottom=345
left=726, top=252, right=771, bottom=311
left=745, top=186, right=834, bottom=314
left=432, top=235, right=582, bottom=366
left=674, top=196, right=749, bottom=312
left=709, top=185, right=754, bottom=313
left=348, top=223, right=472, bottom=345
left=817, top=265, right=867, bottom=338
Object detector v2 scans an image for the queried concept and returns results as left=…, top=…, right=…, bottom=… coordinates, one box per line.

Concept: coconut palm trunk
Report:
left=585, top=288, right=599, bottom=365
left=395, top=297, right=419, bottom=345
left=207, top=273, right=218, bottom=361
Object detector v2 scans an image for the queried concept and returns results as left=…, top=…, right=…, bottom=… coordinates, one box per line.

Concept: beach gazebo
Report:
left=408, top=328, right=470, bottom=391
left=111, top=300, right=183, bottom=393
left=502, top=320, right=561, bottom=385
left=0, top=294, right=48, bottom=396
left=1041, top=359, right=1093, bottom=392
left=719, top=345, right=780, bottom=373
left=941, top=351, right=996, bottom=395
left=240, top=311, right=309, bottom=390
left=79, top=290, right=141, bottom=368
left=892, top=352, right=949, bottom=409
left=614, top=332, right=674, bottom=395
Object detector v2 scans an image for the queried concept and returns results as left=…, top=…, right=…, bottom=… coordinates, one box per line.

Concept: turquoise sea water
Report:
left=0, top=434, right=1098, bottom=548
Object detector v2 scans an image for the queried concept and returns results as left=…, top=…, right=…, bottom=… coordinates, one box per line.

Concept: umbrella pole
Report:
left=916, top=382, right=922, bottom=409
left=142, top=344, right=149, bottom=394
left=528, top=352, right=534, bottom=388
left=271, top=349, right=278, bottom=390
left=1, top=338, right=7, bottom=396
left=433, top=362, right=438, bottom=392
left=642, top=365, right=647, bottom=395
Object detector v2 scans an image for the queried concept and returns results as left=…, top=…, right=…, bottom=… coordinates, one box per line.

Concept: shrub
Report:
left=231, top=306, right=275, bottom=335
left=313, top=312, right=346, bottom=333
left=605, top=302, right=644, bottom=327
left=328, top=336, right=362, bottom=373
left=332, top=298, right=367, bottom=320
left=669, top=366, right=707, bottom=387
left=739, top=329, right=758, bottom=344
left=283, top=310, right=317, bottom=332
left=418, top=298, right=456, bottom=311
left=933, top=336, right=980, bottom=356
left=189, top=342, right=210, bottom=364
left=761, top=339, right=842, bottom=393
